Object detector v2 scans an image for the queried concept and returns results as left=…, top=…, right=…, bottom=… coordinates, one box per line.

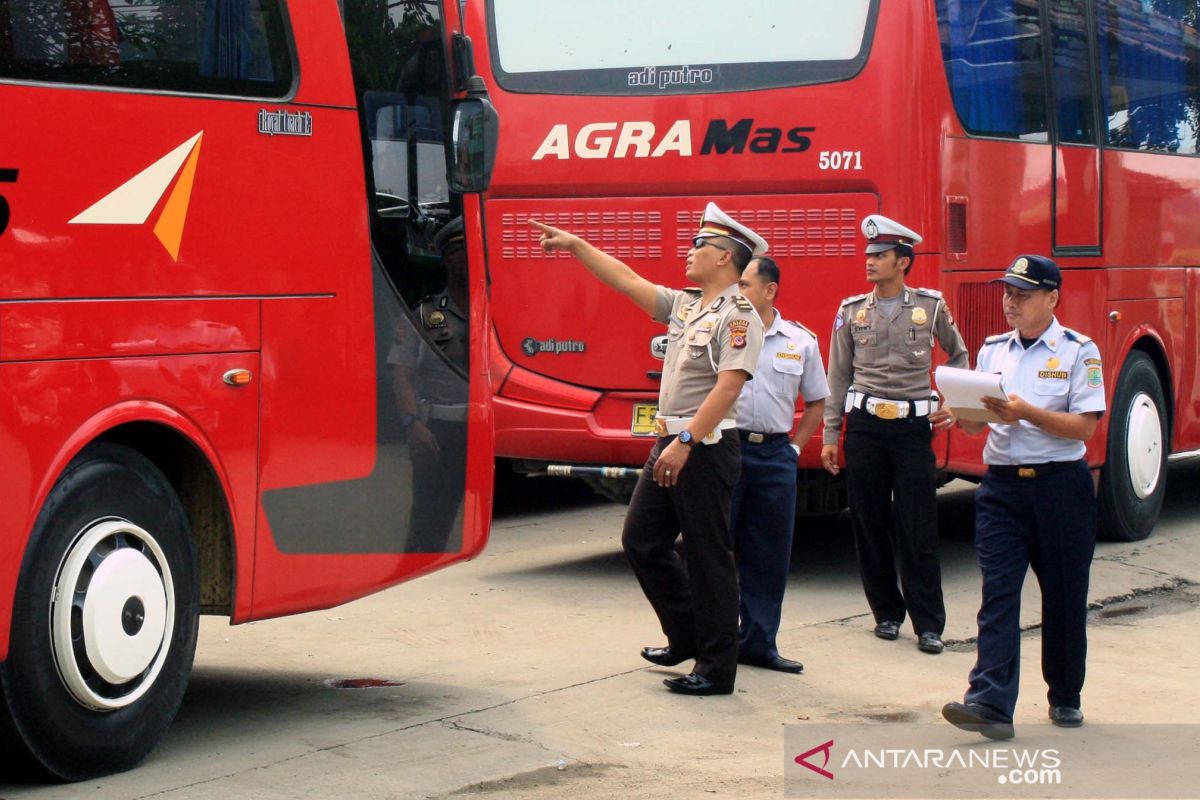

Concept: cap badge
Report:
left=911, top=307, right=928, bottom=326
left=1046, top=357, right=1060, bottom=370
left=865, top=219, right=879, bottom=239
left=1012, top=258, right=1029, bottom=275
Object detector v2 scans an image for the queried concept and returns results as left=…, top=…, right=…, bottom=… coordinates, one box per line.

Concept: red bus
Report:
left=0, top=0, right=497, bottom=780
left=474, top=0, right=1198, bottom=541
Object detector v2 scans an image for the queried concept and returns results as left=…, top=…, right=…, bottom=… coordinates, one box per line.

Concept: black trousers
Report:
left=843, top=408, right=945, bottom=635
left=622, top=433, right=742, bottom=684
left=966, top=462, right=1095, bottom=718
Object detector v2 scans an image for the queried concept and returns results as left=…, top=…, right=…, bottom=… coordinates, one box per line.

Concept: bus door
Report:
left=1047, top=0, right=1101, bottom=254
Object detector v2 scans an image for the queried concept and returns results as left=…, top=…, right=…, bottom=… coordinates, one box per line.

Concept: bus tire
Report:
left=1098, top=352, right=1168, bottom=542
left=0, top=443, right=199, bottom=781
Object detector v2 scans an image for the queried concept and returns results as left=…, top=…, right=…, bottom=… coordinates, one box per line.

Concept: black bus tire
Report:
left=0, top=443, right=199, bottom=781
left=1098, top=351, right=1168, bottom=542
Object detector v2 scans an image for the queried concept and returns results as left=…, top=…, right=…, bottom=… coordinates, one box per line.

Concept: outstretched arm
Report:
left=532, top=220, right=659, bottom=316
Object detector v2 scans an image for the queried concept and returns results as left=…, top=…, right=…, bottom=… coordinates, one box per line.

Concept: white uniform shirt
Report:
left=736, top=313, right=829, bottom=433
left=976, top=317, right=1106, bottom=465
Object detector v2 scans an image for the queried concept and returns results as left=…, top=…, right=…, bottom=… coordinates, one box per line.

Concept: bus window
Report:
left=343, top=1, right=468, bottom=552
left=1097, top=0, right=1200, bottom=154
left=937, top=0, right=1048, bottom=141
left=488, top=0, right=876, bottom=95
left=1049, top=0, right=1097, bottom=145
left=0, top=0, right=293, bottom=96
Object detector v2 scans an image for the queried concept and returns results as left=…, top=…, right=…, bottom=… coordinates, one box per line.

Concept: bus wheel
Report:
left=0, top=444, right=199, bottom=781
left=1099, top=352, right=1168, bottom=542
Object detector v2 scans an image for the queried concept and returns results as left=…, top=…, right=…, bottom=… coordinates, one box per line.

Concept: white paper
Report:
left=935, top=366, right=1008, bottom=423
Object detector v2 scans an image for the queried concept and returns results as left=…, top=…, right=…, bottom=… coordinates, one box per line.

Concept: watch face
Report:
left=679, top=431, right=692, bottom=444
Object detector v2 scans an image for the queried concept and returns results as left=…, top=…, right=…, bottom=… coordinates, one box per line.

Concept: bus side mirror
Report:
left=447, top=91, right=498, bottom=193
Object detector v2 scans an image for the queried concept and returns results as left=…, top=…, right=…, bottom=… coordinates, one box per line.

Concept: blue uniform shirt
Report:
left=736, top=313, right=830, bottom=433
left=976, top=316, right=1106, bottom=465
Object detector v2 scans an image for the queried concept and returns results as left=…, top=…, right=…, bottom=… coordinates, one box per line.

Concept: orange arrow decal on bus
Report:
left=69, top=131, right=204, bottom=261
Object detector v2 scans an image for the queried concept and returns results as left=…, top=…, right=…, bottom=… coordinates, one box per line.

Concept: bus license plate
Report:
left=631, top=403, right=658, bottom=437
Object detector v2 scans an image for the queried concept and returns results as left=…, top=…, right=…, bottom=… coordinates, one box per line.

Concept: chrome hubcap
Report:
left=1125, top=391, right=1163, bottom=501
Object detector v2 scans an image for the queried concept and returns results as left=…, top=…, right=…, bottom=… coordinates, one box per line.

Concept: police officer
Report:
left=532, top=203, right=765, bottom=696
left=943, top=255, right=1105, bottom=740
left=388, top=217, right=469, bottom=551
left=821, top=214, right=968, bottom=654
left=731, top=255, right=828, bottom=674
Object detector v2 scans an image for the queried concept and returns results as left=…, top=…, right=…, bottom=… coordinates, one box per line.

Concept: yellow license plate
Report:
left=631, top=403, right=658, bottom=436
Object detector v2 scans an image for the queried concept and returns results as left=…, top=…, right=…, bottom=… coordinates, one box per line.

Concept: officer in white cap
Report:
left=821, top=213, right=968, bottom=654
left=531, top=203, right=765, bottom=696
left=943, top=254, right=1104, bottom=740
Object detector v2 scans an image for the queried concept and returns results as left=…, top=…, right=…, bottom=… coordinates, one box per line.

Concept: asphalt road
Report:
left=4, top=462, right=1200, bottom=799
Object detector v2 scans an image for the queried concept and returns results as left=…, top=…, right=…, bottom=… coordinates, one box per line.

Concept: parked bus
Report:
left=474, top=0, right=1198, bottom=541
left=0, top=0, right=497, bottom=780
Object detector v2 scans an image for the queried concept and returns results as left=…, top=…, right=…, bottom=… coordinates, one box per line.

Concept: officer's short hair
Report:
left=896, top=246, right=915, bottom=275
left=750, top=255, right=780, bottom=285
left=711, top=235, right=752, bottom=273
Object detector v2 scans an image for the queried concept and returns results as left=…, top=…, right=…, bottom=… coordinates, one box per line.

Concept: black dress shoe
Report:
left=874, top=620, right=901, bottom=640
left=942, top=702, right=1015, bottom=740
left=917, top=632, right=944, bottom=654
left=738, top=654, right=804, bottom=674
left=1049, top=706, right=1084, bottom=727
left=663, top=673, right=734, bottom=696
left=640, top=646, right=697, bottom=667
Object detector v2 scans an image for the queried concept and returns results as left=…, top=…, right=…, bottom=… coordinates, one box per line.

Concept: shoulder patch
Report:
left=840, top=292, right=869, bottom=307
left=735, top=295, right=754, bottom=311
left=1063, top=328, right=1092, bottom=344
left=916, top=288, right=943, bottom=299
left=984, top=332, right=1013, bottom=344
left=787, top=319, right=818, bottom=341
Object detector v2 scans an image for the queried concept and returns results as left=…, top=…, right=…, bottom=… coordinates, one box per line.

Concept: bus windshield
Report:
left=488, top=0, right=876, bottom=95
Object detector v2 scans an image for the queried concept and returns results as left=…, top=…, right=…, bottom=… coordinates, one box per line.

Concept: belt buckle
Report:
left=653, top=418, right=668, bottom=437
left=748, top=432, right=764, bottom=443
left=1018, top=467, right=1037, bottom=478
left=874, top=401, right=899, bottom=420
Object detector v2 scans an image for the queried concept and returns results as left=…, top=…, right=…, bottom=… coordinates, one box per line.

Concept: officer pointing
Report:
left=532, top=204, right=765, bottom=696
left=822, top=214, right=968, bottom=654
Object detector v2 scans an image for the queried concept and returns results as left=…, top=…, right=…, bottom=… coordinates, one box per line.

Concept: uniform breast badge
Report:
left=428, top=311, right=446, bottom=327
left=912, top=307, right=927, bottom=326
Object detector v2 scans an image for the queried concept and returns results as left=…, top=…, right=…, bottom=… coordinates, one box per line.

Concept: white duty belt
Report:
left=846, top=390, right=937, bottom=420
left=428, top=403, right=468, bottom=422
left=653, top=415, right=737, bottom=444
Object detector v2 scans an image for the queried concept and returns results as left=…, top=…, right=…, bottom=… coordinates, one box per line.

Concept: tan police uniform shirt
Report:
left=653, top=282, right=764, bottom=419
left=822, top=286, right=968, bottom=445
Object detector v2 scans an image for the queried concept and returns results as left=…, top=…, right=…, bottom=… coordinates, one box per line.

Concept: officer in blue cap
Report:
left=943, top=254, right=1106, bottom=740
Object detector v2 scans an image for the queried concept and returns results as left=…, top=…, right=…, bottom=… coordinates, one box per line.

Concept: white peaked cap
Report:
left=862, top=214, right=923, bottom=254
left=694, top=202, right=769, bottom=256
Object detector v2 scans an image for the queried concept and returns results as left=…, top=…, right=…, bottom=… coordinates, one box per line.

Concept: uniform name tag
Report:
left=1038, top=370, right=1069, bottom=379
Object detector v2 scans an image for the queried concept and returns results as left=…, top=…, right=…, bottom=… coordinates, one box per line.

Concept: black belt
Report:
left=737, top=430, right=789, bottom=444
left=988, top=460, right=1083, bottom=479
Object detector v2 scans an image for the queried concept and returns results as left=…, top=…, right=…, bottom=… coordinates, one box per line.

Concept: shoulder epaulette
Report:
left=1063, top=328, right=1092, bottom=345
left=786, top=319, right=818, bottom=340
left=840, top=292, right=869, bottom=306
left=734, top=295, right=754, bottom=311
left=984, top=332, right=1013, bottom=344
left=915, top=287, right=943, bottom=299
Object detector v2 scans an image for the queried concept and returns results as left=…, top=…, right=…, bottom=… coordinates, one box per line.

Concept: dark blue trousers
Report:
left=965, top=461, right=1096, bottom=719
left=730, top=435, right=797, bottom=661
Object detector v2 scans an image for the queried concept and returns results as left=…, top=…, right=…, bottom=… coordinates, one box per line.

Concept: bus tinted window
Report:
left=1098, top=1, right=1200, bottom=154
left=488, top=0, right=876, bottom=95
left=937, top=0, right=1048, bottom=141
left=0, top=0, right=292, bottom=97
left=1050, top=0, right=1097, bottom=145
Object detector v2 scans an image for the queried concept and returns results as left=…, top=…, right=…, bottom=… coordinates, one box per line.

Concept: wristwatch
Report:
left=790, top=443, right=801, bottom=457
left=677, top=430, right=695, bottom=446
